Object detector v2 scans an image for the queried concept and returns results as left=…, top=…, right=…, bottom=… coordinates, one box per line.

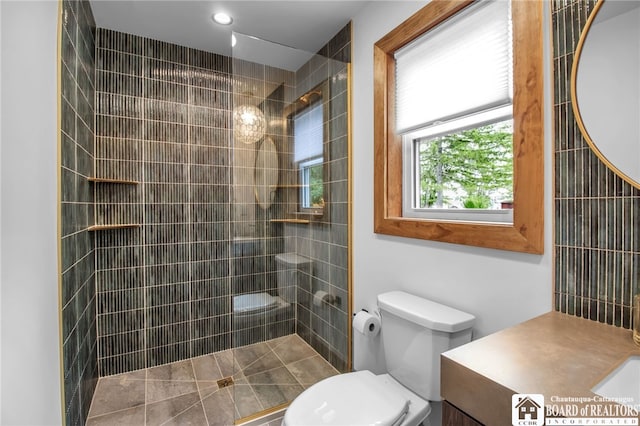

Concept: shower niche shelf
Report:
left=87, top=177, right=140, bottom=231
left=87, top=224, right=141, bottom=232
left=270, top=219, right=310, bottom=224
left=87, top=177, right=139, bottom=185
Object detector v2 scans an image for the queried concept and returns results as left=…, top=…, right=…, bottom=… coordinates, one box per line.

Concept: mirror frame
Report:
left=254, top=136, right=279, bottom=210
left=373, top=0, right=544, bottom=254
left=571, top=0, right=640, bottom=190
left=284, top=80, right=331, bottom=221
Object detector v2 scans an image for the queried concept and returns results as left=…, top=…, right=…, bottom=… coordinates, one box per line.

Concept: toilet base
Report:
left=232, top=296, right=294, bottom=346
left=376, top=373, right=431, bottom=426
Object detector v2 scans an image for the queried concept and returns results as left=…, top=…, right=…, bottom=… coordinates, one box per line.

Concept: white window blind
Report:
left=394, top=0, right=513, bottom=135
left=294, top=101, right=323, bottom=163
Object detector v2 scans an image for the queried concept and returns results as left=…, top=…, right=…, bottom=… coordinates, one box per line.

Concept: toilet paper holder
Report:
left=313, top=290, right=340, bottom=306
left=352, top=309, right=381, bottom=337
left=323, top=294, right=337, bottom=305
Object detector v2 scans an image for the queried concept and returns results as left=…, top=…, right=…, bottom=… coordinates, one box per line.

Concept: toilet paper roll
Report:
left=313, top=290, right=329, bottom=307
left=353, top=310, right=381, bottom=337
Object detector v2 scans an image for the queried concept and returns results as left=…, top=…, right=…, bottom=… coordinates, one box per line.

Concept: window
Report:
left=299, top=156, right=323, bottom=209
left=398, top=1, right=514, bottom=223
left=373, top=0, right=544, bottom=253
left=290, top=87, right=328, bottom=217
left=295, top=100, right=323, bottom=212
left=403, top=118, right=514, bottom=223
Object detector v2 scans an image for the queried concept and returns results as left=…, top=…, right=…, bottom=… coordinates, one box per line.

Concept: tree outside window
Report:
left=417, top=120, right=513, bottom=210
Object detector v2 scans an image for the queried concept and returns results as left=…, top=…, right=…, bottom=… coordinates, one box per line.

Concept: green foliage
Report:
left=309, top=164, right=324, bottom=207
left=418, top=121, right=513, bottom=209
left=462, top=194, right=491, bottom=209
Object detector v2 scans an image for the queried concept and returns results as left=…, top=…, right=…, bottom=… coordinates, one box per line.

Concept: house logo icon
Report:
left=512, top=394, right=544, bottom=426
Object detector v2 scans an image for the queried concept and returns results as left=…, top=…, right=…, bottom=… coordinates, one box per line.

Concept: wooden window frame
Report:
left=373, top=0, right=544, bottom=254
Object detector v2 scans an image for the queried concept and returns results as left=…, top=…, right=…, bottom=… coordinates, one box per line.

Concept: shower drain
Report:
left=217, top=377, right=234, bottom=389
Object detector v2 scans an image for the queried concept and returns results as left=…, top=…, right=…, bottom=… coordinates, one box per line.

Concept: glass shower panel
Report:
left=231, top=31, right=350, bottom=421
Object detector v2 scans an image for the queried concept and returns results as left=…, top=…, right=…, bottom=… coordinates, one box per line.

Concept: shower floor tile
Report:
left=87, top=334, right=339, bottom=425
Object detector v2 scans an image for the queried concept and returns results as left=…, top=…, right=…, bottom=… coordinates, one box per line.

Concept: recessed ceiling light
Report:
left=212, top=12, right=233, bottom=25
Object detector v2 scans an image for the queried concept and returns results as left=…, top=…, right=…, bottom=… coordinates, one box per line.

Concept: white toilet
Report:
left=232, top=253, right=312, bottom=329
left=282, top=290, right=475, bottom=426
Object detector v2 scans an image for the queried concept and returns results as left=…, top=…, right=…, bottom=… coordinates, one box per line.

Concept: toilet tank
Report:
left=274, top=253, right=312, bottom=303
left=377, top=291, right=475, bottom=401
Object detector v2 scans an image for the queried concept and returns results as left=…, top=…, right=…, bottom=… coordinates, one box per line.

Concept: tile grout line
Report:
left=146, top=385, right=202, bottom=406
left=234, top=341, right=281, bottom=375
left=269, top=339, right=306, bottom=390
left=87, top=372, right=149, bottom=421
left=144, top=364, right=148, bottom=425
left=233, top=343, right=267, bottom=417
left=156, top=397, right=205, bottom=426
left=240, top=373, right=267, bottom=417
left=86, top=402, right=146, bottom=423
left=192, top=358, right=212, bottom=425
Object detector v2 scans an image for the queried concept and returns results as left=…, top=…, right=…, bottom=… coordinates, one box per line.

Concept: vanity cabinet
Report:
left=441, top=312, right=640, bottom=425
left=442, top=401, right=484, bottom=426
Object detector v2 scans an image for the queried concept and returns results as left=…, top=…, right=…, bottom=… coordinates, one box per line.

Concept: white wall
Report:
left=1, top=1, right=63, bottom=424
left=351, top=1, right=553, bottom=372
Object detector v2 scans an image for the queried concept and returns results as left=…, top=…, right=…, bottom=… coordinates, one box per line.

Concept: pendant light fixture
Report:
left=233, top=104, right=266, bottom=145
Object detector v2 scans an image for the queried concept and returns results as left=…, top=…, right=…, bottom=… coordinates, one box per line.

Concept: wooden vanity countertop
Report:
left=441, top=311, right=640, bottom=425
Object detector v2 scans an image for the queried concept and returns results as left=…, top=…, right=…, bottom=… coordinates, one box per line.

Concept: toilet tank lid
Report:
left=275, top=252, right=312, bottom=266
left=377, top=291, right=475, bottom=333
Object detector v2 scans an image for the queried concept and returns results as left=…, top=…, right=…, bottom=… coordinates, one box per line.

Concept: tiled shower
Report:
left=59, top=0, right=351, bottom=424
left=93, top=28, right=241, bottom=375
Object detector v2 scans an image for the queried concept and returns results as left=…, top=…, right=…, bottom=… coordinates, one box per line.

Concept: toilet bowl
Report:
left=232, top=292, right=290, bottom=330
left=282, top=291, right=475, bottom=426
left=232, top=253, right=312, bottom=331
left=283, top=370, right=430, bottom=426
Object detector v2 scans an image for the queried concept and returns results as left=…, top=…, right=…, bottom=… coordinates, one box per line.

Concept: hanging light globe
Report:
left=233, top=105, right=266, bottom=144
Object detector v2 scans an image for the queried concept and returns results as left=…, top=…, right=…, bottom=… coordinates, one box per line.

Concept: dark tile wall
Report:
left=285, top=23, right=351, bottom=372
left=94, top=29, right=235, bottom=374
left=553, top=1, right=640, bottom=328
left=59, top=0, right=98, bottom=424
left=94, top=24, right=351, bottom=376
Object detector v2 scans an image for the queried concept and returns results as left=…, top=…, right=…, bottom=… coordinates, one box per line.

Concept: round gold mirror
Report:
left=254, top=137, right=279, bottom=209
left=572, top=0, right=640, bottom=188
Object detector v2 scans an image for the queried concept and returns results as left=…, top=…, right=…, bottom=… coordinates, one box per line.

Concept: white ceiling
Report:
left=89, top=1, right=369, bottom=69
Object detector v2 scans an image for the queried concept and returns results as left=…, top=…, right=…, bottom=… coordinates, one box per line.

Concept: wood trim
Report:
left=375, top=0, right=473, bottom=53
left=373, top=45, right=389, bottom=225
left=234, top=402, right=289, bottom=425
left=347, top=61, right=354, bottom=372
left=269, top=219, right=310, bottom=224
left=373, top=0, right=544, bottom=254
left=87, top=177, right=139, bottom=185
left=548, top=0, right=558, bottom=312
left=87, top=224, right=141, bottom=231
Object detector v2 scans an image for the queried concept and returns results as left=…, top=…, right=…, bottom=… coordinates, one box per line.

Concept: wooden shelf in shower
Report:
left=88, top=177, right=139, bottom=185
left=270, top=219, right=310, bottom=224
left=87, top=224, right=141, bottom=231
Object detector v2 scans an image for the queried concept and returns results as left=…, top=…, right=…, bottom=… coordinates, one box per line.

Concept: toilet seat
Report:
left=283, top=370, right=418, bottom=426
left=233, top=293, right=278, bottom=315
